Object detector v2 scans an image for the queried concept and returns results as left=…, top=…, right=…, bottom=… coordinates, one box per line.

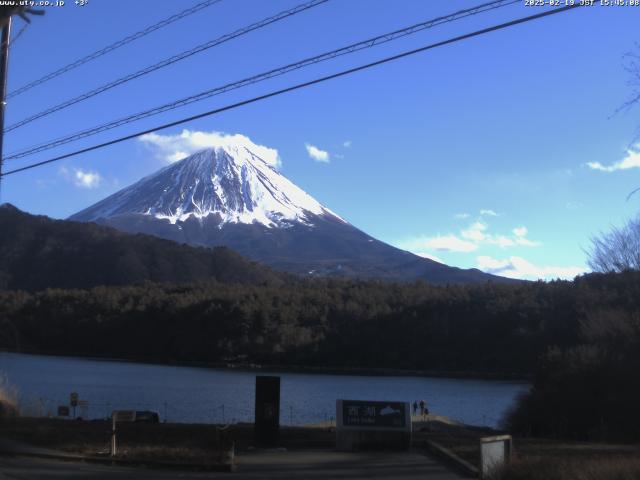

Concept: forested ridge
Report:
left=0, top=204, right=285, bottom=290
left=1, top=272, right=638, bottom=380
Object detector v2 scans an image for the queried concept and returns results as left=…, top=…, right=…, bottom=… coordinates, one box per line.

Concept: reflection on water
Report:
left=0, top=352, right=528, bottom=427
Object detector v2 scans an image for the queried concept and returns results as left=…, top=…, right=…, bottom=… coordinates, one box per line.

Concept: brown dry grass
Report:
left=495, top=456, right=640, bottom=480
left=411, top=417, right=640, bottom=479
left=0, top=376, right=18, bottom=418
left=0, top=417, right=336, bottom=462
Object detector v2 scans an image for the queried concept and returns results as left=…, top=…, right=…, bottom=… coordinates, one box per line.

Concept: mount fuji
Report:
left=70, top=143, right=505, bottom=284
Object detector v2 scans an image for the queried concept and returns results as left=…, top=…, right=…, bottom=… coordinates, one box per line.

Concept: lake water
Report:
left=0, top=352, right=528, bottom=428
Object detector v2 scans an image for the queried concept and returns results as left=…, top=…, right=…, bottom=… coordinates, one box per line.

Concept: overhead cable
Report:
left=7, top=0, right=225, bottom=99
left=0, top=4, right=583, bottom=178
left=4, top=0, right=329, bottom=132
left=6, top=0, right=518, bottom=161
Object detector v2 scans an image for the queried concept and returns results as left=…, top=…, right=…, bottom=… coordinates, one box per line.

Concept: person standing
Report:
left=419, top=399, right=425, bottom=417
left=412, top=401, right=418, bottom=415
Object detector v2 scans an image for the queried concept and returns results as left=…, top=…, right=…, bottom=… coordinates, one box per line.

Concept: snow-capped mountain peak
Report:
left=71, top=146, right=344, bottom=228
left=70, top=134, right=509, bottom=284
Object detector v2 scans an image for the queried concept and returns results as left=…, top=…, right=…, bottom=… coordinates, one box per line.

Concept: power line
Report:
left=7, top=22, right=28, bottom=49
left=6, top=0, right=224, bottom=100
left=0, top=3, right=583, bottom=179
left=0, top=20, right=28, bottom=52
left=4, top=0, right=329, bottom=133
left=6, top=0, right=519, bottom=161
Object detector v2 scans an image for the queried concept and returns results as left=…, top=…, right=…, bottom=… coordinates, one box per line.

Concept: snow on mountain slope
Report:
left=71, top=145, right=344, bottom=228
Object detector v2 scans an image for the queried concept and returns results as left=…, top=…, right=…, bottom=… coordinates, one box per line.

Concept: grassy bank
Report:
left=497, top=457, right=640, bottom=480
left=2, top=415, right=638, bottom=475
left=410, top=416, right=640, bottom=479
left=0, top=417, right=336, bottom=462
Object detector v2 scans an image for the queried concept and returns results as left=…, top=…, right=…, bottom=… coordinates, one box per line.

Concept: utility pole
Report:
left=0, top=15, right=11, bottom=200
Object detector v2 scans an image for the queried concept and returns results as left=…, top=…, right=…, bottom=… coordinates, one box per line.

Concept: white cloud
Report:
left=486, top=235, right=516, bottom=248
left=60, top=167, right=102, bottom=189
left=427, top=235, right=478, bottom=252
left=139, top=130, right=281, bottom=168
left=400, top=234, right=478, bottom=253
left=397, top=218, right=541, bottom=263
left=454, top=213, right=470, bottom=219
left=461, top=221, right=487, bottom=242
left=399, top=227, right=576, bottom=279
left=305, top=143, right=330, bottom=163
left=477, top=255, right=586, bottom=281
left=343, top=140, right=352, bottom=148
left=480, top=209, right=499, bottom=217
left=167, top=150, right=189, bottom=163
left=509, top=226, right=541, bottom=246
left=414, top=252, right=444, bottom=263
left=587, top=148, right=640, bottom=172
left=513, top=226, right=528, bottom=237
left=461, top=220, right=539, bottom=248
left=485, top=232, right=539, bottom=248
left=477, top=256, right=511, bottom=272
left=515, top=237, right=540, bottom=247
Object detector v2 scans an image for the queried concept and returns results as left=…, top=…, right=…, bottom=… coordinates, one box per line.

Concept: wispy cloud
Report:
left=484, top=233, right=539, bottom=248
left=454, top=213, right=470, bottom=219
left=343, top=140, right=352, bottom=148
left=397, top=216, right=540, bottom=260
left=477, top=255, right=586, bottom=281
left=513, top=226, right=528, bottom=237
left=139, top=130, right=281, bottom=168
left=399, top=234, right=478, bottom=253
left=565, top=201, right=584, bottom=210
left=459, top=219, right=539, bottom=249
left=513, top=232, right=539, bottom=246
left=305, top=143, right=330, bottom=163
left=587, top=148, right=640, bottom=172
left=480, top=209, right=499, bottom=217
left=461, top=221, right=487, bottom=242
left=60, top=167, right=102, bottom=189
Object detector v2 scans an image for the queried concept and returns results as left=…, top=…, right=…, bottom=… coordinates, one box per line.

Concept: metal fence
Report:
left=16, top=394, right=340, bottom=427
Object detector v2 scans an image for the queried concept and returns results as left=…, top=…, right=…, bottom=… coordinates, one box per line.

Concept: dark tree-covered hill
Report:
left=0, top=204, right=285, bottom=291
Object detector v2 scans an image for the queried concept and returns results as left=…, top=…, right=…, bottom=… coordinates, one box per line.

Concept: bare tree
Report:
left=587, top=48, right=640, bottom=272
left=615, top=43, right=640, bottom=117
left=588, top=216, right=640, bottom=272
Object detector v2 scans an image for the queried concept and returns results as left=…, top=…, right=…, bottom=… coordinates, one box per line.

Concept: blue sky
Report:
left=1, top=0, right=639, bottom=280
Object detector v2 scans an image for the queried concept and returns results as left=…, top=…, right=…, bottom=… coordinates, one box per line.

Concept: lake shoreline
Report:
left=0, top=348, right=531, bottom=382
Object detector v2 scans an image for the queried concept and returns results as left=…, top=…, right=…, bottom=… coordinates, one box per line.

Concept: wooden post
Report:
left=111, top=414, right=117, bottom=456
left=0, top=15, right=11, bottom=198
left=110, top=410, right=135, bottom=456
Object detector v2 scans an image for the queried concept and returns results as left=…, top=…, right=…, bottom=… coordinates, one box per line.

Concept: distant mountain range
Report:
left=0, top=204, right=283, bottom=291
left=70, top=144, right=510, bottom=284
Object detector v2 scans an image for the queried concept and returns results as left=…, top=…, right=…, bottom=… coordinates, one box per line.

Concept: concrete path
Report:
left=0, top=438, right=81, bottom=458
left=0, top=449, right=468, bottom=479
left=237, top=449, right=467, bottom=479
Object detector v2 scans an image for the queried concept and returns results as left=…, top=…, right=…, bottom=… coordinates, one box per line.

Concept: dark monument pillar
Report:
left=254, top=376, right=280, bottom=447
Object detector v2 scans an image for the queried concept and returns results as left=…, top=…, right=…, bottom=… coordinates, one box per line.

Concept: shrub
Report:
left=0, top=375, right=18, bottom=418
